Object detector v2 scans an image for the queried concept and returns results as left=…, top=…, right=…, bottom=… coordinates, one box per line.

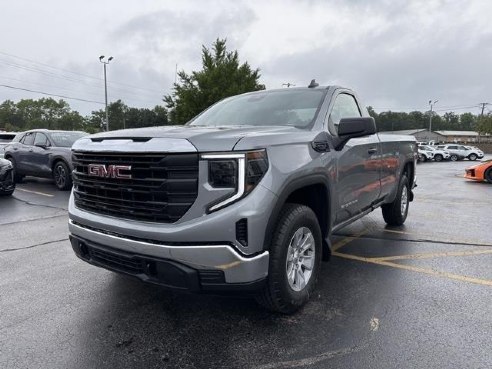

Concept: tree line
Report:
left=1, top=38, right=491, bottom=135
left=0, top=98, right=169, bottom=133
left=367, top=107, right=492, bottom=133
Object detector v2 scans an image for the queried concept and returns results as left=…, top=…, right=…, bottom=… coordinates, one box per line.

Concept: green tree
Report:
left=164, top=38, right=265, bottom=124
left=0, top=100, right=22, bottom=131
left=476, top=114, right=492, bottom=135
left=459, top=113, right=476, bottom=131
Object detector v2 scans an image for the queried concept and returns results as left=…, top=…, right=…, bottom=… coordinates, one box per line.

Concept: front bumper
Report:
left=0, top=169, right=14, bottom=192
left=69, top=220, right=269, bottom=289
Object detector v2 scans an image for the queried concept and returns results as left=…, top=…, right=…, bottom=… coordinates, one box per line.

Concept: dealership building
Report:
left=382, top=129, right=487, bottom=143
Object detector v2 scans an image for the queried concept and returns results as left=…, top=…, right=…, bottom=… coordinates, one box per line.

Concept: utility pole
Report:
left=428, top=99, right=438, bottom=132
left=479, top=102, right=490, bottom=117
left=99, top=55, right=113, bottom=131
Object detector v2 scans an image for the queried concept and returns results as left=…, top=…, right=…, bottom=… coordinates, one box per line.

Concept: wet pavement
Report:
left=1, top=159, right=491, bottom=369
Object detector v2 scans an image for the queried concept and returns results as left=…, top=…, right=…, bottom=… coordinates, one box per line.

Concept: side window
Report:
left=328, top=93, right=361, bottom=135
left=458, top=146, right=467, bottom=150
left=448, top=145, right=457, bottom=150
left=22, top=133, right=35, bottom=146
left=34, top=133, right=50, bottom=147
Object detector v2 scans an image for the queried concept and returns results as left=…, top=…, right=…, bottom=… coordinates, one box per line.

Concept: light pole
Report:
left=428, top=99, right=438, bottom=132
left=99, top=55, right=113, bottom=131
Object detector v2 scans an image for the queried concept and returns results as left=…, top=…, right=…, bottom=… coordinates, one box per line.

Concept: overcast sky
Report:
left=0, top=0, right=491, bottom=116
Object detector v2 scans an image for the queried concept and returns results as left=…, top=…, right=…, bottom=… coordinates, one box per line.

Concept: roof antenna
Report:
left=308, top=79, right=319, bottom=88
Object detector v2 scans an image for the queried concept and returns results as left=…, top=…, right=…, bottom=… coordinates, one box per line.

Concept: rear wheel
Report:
left=450, top=154, right=458, bottom=162
left=256, top=203, right=322, bottom=314
left=382, top=174, right=410, bottom=226
left=434, top=154, right=443, bottom=162
left=485, top=168, right=492, bottom=183
left=53, top=161, right=72, bottom=191
left=468, top=153, right=477, bottom=161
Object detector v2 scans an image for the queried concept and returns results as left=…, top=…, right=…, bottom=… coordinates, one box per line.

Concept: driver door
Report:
left=328, top=92, right=382, bottom=225
left=29, top=133, right=52, bottom=177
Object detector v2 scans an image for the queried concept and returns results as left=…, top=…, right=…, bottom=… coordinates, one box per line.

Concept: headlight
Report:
left=202, top=150, right=268, bottom=212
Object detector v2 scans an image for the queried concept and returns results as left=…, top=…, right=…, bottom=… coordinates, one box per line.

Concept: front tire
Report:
left=53, top=161, right=72, bottom=191
left=256, top=203, right=322, bottom=314
left=468, top=154, right=477, bottom=161
left=485, top=168, right=492, bottom=183
left=434, top=154, right=443, bottom=162
left=382, top=174, right=410, bottom=226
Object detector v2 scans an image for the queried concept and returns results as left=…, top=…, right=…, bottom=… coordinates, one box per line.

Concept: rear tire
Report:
left=53, top=161, right=72, bottom=191
left=450, top=154, right=458, bottom=162
left=256, top=203, right=322, bottom=314
left=468, top=154, right=477, bottom=161
left=382, top=174, right=410, bottom=226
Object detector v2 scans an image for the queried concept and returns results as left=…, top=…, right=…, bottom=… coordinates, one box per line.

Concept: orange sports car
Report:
left=464, top=159, right=492, bottom=183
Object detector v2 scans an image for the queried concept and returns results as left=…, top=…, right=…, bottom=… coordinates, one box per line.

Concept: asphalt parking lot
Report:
left=1, top=158, right=491, bottom=369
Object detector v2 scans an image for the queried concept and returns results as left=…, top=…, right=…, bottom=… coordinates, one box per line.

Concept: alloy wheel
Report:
left=285, top=227, right=315, bottom=292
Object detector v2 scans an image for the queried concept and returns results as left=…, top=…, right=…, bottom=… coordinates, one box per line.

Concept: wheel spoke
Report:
left=301, top=254, right=314, bottom=270
left=297, top=268, right=306, bottom=289
left=299, top=234, right=313, bottom=253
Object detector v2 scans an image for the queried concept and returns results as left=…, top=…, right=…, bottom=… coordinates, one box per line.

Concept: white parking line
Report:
left=16, top=188, right=54, bottom=197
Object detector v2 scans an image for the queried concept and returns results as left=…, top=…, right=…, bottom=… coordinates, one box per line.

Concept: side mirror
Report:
left=334, top=117, right=376, bottom=150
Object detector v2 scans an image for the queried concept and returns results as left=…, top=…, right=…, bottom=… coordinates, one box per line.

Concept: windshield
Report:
left=189, top=89, right=326, bottom=128
left=50, top=132, right=88, bottom=147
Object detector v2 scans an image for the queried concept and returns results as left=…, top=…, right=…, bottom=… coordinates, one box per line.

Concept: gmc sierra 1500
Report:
left=68, top=84, right=417, bottom=313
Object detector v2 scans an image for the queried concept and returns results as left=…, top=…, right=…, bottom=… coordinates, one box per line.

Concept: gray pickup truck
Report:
left=68, top=84, right=417, bottom=313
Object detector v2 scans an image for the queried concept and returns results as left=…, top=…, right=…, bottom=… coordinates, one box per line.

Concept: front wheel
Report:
left=53, top=161, right=72, bottom=191
left=485, top=168, right=492, bottom=183
left=434, top=154, right=443, bottom=162
left=468, top=154, right=477, bottom=161
left=382, top=174, right=410, bottom=226
left=256, top=203, right=322, bottom=314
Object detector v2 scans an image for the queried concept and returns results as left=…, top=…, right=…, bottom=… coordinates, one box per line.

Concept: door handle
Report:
left=368, top=148, right=378, bottom=155
left=29, top=149, right=33, bottom=152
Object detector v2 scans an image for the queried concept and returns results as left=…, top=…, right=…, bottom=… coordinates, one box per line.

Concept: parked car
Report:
left=418, top=145, right=450, bottom=162
left=0, top=132, right=17, bottom=159
left=463, top=146, right=485, bottom=161
left=464, top=160, right=492, bottom=183
left=68, top=85, right=417, bottom=313
left=436, top=144, right=484, bottom=161
left=0, top=158, right=15, bottom=196
left=418, top=146, right=434, bottom=162
left=3, top=129, right=88, bottom=190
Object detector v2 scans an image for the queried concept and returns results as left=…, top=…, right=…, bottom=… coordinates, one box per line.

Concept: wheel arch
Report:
left=263, top=174, right=333, bottom=260
left=50, top=156, right=70, bottom=172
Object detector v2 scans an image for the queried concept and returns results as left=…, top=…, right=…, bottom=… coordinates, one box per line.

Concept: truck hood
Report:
left=77, top=125, right=309, bottom=152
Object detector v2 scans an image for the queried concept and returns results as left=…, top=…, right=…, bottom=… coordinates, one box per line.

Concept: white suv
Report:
left=418, top=146, right=434, bottom=162
left=419, top=145, right=450, bottom=162
left=436, top=144, right=484, bottom=161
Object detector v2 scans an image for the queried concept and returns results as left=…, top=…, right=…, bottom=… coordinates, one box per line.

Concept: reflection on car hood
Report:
left=81, top=125, right=306, bottom=152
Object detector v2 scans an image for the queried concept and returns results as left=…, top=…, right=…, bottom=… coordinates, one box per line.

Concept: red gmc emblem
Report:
left=88, top=164, right=132, bottom=179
